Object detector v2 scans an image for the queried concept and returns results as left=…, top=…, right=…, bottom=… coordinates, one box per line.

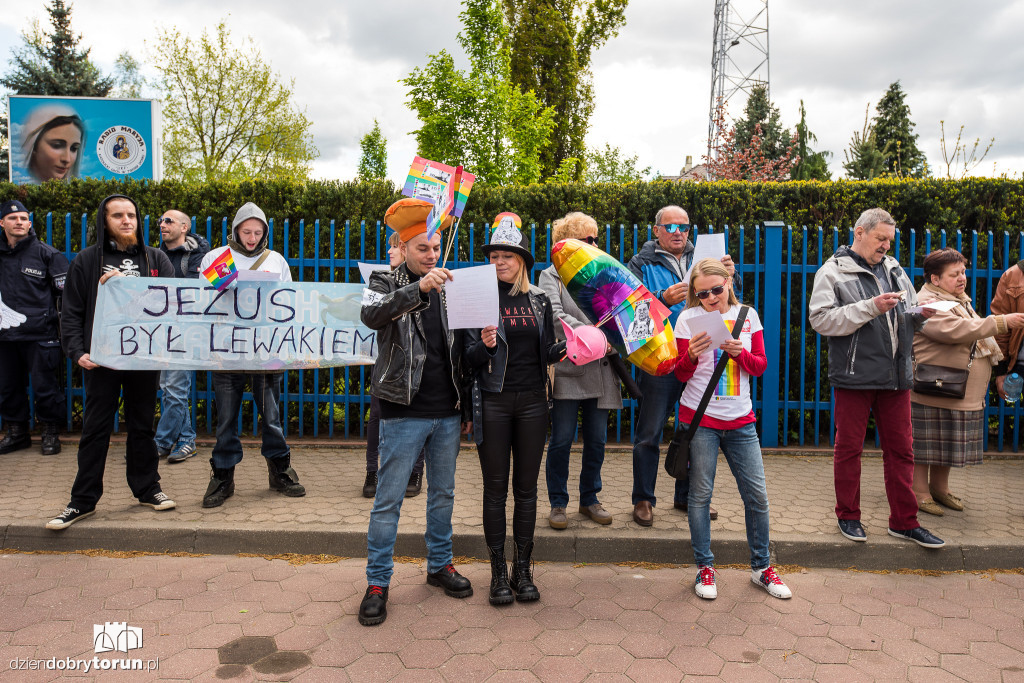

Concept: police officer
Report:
left=0, top=200, right=69, bottom=455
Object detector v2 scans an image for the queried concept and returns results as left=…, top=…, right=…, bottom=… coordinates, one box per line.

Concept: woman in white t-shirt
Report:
left=673, top=258, right=791, bottom=602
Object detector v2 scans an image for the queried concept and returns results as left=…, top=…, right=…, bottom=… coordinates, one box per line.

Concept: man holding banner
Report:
left=47, top=194, right=176, bottom=530
left=198, top=202, right=305, bottom=508
left=357, top=198, right=471, bottom=626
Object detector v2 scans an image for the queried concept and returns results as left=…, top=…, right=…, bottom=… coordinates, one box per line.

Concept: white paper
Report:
left=444, top=264, right=499, bottom=329
left=236, top=269, right=281, bottom=282
left=684, top=232, right=727, bottom=280
left=358, top=262, right=390, bottom=284
left=677, top=310, right=732, bottom=349
left=908, top=300, right=959, bottom=314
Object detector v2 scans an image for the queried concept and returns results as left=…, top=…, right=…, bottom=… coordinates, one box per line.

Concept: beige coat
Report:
left=911, top=283, right=1007, bottom=411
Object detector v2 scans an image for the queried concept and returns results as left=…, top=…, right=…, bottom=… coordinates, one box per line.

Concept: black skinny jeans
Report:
left=477, top=388, right=549, bottom=550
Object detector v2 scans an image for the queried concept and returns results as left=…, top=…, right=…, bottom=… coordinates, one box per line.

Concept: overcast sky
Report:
left=2, top=0, right=1022, bottom=183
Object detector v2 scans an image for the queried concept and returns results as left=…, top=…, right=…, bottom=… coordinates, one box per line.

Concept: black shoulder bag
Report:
left=665, top=306, right=749, bottom=481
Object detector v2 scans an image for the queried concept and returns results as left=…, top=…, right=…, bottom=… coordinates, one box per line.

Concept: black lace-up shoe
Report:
left=358, top=585, right=389, bottom=626
left=426, top=564, right=473, bottom=598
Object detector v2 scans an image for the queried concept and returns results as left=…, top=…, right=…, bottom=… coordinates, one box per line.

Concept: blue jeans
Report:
left=366, top=415, right=461, bottom=587
left=632, top=372, right=688, bottom=506
left=546, top=398, right=608, bottom=508
left=155, top=369, right=196, bottom=451
left=686, top=422, right=771, bottom=570
left=211, top=373, right=289, bottom=468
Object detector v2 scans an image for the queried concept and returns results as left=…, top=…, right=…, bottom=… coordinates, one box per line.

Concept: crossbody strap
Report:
left=683, top=306, right=749, bottom=440
left=249, top=250, right=272, bottom=270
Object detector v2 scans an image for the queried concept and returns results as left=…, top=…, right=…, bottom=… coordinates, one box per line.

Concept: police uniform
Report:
left=0, top=200, right=69, bottom=455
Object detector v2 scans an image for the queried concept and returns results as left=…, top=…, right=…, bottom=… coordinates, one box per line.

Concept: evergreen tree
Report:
left=733, top=85, right=791, bottom=160
left=504, top=0, right=628, bottom=181
left=791, top=100, right=831, bottom=181
left=843, top=105, right=889, bottom=180
left=1, top=0, right=113, bottom=96
left=873, top=81, right=927, bottom=177
left=357, top=120, right=388, bottom=181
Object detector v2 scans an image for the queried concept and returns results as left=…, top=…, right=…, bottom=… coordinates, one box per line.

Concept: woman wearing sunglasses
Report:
left=672, top=258, right=791, bottom=601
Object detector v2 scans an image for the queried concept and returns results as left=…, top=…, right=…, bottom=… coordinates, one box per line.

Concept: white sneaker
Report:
left=695, top=566, right=717, bottom=599
left=752, top=565, right=792, bottom=599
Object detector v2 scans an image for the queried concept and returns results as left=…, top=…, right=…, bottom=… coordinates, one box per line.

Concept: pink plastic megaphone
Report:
left=561, top=319, right=607, bottom=366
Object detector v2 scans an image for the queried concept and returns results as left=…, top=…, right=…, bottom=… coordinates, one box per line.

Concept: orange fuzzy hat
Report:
left=384, top=198, right=454, bottom=242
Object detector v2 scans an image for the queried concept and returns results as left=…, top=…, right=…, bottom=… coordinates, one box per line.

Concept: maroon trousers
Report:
left=833, top=388, right=919, bottom=531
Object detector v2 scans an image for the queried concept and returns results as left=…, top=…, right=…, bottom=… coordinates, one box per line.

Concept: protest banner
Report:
left=89, top=278, right=377, bottom=371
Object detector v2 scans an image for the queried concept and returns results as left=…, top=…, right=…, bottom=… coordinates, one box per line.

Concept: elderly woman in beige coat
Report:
left=911, top=248, right=1024, bottom=515
left=539, top=212, right=623, bottom=529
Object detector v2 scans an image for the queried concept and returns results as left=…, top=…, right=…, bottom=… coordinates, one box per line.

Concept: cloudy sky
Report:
left=2, top=0, right=1022, bottom=183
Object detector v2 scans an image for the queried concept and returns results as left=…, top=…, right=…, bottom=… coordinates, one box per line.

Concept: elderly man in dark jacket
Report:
left=0, top=199, right=69, bottom=456
left=809, top=207, right=943, bottom=549
left=46, top=194, right=176, bottom=531
left=356, top=198, right=471, bottom=627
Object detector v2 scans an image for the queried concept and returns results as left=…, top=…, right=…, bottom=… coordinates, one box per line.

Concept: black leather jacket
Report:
left=464, top=288, right=564, bottom=444
left=360, top=263, right=467, bottom=413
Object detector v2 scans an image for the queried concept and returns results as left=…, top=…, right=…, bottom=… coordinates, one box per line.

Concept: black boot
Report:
left=358, top=585, right=388, bottom=626
left=0, top=422, right=31, bottom=454
left=509, top=540, right=539, bottom=602
left=362, top=471, right=377, bottom=498
left=40, top=423, right=61, bottom=456
left=488, top=546, right=514, bottom=606
left=267, top=455, right=306, bottom=497
left=202, top=459, right=235, bottom=508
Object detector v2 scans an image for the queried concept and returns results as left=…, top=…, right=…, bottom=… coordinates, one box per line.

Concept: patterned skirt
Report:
left=911, top=403, right=984, bottom=467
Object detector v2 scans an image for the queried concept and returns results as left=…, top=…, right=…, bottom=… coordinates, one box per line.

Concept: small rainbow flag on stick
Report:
left=202, top=250, right=238, bottom=290
left=402, top=157, right=475, bottom=217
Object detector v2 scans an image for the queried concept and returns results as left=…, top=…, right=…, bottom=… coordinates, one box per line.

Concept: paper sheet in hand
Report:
left=684, top=232, right=727, bottom=279
left=444, top=264, right=499, bottom=329
left=236, top=269, right=281, bottom=282
left=908, top=300, right=959, bottom=314
left=678, top=310, right=732, bottom=349
left=358, top=262, right=390, bottom=284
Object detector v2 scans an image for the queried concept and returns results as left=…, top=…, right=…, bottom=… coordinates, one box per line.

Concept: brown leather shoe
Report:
left=632, top=501, right=653, bottom=527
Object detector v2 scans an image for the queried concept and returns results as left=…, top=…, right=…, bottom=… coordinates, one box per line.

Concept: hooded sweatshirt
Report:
left=161, top=232, right=210, bottom=278
left=61, top=194, right=173, bottom=364
left=200, top=202, right=291, bottom=281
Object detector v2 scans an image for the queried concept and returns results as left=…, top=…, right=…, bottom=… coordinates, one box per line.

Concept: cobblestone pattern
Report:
left=1, top=552, right=1022, bottom=681
left=4, top=445, right=1021, bottom=545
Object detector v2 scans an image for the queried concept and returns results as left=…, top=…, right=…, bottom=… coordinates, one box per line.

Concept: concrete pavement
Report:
left=1, top=551, right=1022, bottom=681
left=1, top=441, right=1022, bottom=570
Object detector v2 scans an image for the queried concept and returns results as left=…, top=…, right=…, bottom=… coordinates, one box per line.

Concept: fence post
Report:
left=761, top=221, right=785, bottom=448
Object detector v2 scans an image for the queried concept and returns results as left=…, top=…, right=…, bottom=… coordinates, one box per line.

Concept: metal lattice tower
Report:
left=707, top=0, right=770, bottom=162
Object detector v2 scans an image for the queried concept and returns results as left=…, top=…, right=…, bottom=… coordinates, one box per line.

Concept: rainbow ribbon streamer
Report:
left=202, top=250, right=238, bottom=291
left=402, top=156, right=475, bottom=218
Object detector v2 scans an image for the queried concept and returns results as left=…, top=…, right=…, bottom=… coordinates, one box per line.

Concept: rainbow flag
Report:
left=402, top=156, right=475, bottom=217
left=203, top=250, right=238, bottom=291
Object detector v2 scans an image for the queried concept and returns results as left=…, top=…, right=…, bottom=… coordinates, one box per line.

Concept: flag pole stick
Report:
left=442, top=216, right=461, bottom=268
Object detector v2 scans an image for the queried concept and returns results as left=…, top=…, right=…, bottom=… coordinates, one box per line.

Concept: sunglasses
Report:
left=695, top=285, right=727, bottom=300
left=655, top=223, right=690, bottom=233
left=582, top=235, right=598, bottom=245
left=158, top=217, right=177, bottom=225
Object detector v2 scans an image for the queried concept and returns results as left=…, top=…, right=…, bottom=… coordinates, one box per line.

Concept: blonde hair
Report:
left=387, top=231, right=400, bottom=248
left=508, top=252, right=530, bottom=295
left=685, top=258, right=739, bottom=309
left=552, top=212, right=598, bottom=243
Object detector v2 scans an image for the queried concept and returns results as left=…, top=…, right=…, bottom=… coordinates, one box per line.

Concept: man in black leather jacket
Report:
left=356, top=198, right=471, bottom=626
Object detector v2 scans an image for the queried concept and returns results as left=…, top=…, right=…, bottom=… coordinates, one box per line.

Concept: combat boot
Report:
left=202, top=459, right=235, bottom=508
left=267, top=455, right=306, bottom=497
left=0, top=422, right=31, bottom=454
left=40, top=423, right=61, bottom=456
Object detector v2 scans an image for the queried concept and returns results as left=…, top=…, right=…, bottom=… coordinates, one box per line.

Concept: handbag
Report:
left=665, top=306, right=749, bottom=481
left=912, top=343, right=975, bottom=399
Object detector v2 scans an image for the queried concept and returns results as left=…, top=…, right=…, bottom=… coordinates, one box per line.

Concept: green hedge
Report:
left=3, top=176, right=1023, bottom=234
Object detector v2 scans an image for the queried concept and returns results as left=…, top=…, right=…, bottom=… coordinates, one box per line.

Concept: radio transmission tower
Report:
left=707, top=0, right=770, bottom=162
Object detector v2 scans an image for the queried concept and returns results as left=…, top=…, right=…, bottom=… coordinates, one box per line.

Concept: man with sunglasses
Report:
left=626, top=205, right=739, bottom=526
left=155, top=210, right=209, bottom=463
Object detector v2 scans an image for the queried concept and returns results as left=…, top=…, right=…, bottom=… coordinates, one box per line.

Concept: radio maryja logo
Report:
left=94, top=622, right=143, bottom=653
left=96, top=126, right=147, bottom=175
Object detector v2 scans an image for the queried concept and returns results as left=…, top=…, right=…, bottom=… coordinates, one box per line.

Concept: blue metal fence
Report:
left=21, top=213, right=1024, bottom=451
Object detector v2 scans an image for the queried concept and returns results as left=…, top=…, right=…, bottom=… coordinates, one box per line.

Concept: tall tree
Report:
left=1, top=1, right=114, bottom=177
left=843, top=104, right=889, bottom=180
left=503, top=0, right=628, bottom=180
left=733, top=85, right=791, bottom=161
left=403, top=0, right=555, bottom=185
left=791, top=101, right=831, bottom=181
left=357, top=120, right=388, bottom=181
left=150, top=22, right=318, bottom=183
left=583, top=143, right=650, bottom=183
left=873, top=81, right=927, bottom=177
